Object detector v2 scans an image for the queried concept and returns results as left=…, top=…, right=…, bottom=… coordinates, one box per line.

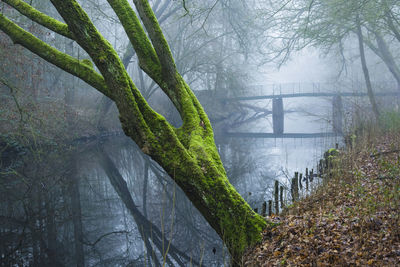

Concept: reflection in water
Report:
left=0, top=89, right=340, bottom=266
left=81, top=137, right=278, bottom=265
left=80, top=138, right=227, bottom=266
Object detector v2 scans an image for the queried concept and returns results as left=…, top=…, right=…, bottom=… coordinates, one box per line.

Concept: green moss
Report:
left=80, top=59, right=93, bottom=68
left=150, top=113, right=267, bottom=259
left=328, top=148, right=339, bottom=156
left=108, top=0, right=162, bottom=83
left=157, top=75, right=268, bottom=260
left=4, top=0, right=74, bottom=39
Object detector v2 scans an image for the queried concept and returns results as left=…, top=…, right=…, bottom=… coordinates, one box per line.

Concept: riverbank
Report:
left=243, top=131, right=400, bottom=266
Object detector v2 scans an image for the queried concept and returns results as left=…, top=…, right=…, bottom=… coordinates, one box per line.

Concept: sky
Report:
left=263, top=48, right=334, bottom=84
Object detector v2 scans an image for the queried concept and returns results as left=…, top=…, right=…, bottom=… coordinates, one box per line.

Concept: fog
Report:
left=1, top=0, right=399, bottom=266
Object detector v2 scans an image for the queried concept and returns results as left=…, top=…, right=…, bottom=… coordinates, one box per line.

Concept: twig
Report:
left=370, top=149, right=400, bottom=158
left=0, top=77, right=25, bottom=123
left=82, top=230, right=130, bottom=247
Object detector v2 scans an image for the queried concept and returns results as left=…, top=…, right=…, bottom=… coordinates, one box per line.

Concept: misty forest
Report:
left=0, top=0, right=400, bottom=266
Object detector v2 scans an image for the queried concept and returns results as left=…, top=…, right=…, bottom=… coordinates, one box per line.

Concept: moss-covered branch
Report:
left=3, top=0, right=74, bottom=39
left=106, top=0, right=162, bottom=84
left=49, top=0, right=174, bottom=151
left=0, top=13, right=109, bottom=97
left=107, top=0, right=190, bottom=118
left=132, top=0, right=177, bottom=82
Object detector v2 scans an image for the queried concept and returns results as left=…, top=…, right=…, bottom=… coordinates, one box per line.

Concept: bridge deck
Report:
left=225, top=91, right=399, bottom=101
left=225, top=132, right=340, bottom=139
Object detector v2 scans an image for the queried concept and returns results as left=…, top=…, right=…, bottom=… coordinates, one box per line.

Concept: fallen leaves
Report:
left=243, top=133, right=400, bottom=266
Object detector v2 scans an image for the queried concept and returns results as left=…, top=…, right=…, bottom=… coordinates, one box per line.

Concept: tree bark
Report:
left=356, top=18, right=380, bottom=120
left=67, top=158, right=85, bottom=267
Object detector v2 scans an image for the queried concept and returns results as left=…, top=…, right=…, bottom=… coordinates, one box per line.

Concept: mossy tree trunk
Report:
left=0, top=0, right=267, bottom=262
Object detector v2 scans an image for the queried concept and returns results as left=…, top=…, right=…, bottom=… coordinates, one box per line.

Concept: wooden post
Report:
left=272, top=97, right=284, bottom=134
left=291, top=178, right=295, bottom=202
left=294, top=172, right=299, bottom=201
left=291, top=173, right=299, bottom=202
left=261, top=201, right=267, bottom=217
left=305, top=168, right=309, bottom=191
left=274, top=180, right=279, bottom=214
left=332, top=95, right=343, bottom=134
left=268, top=200, right=272, bottom=216
left=280, top=186, right=284, bottom=208
left=299, top=173, right=303, bottom=190
left=319, top=159, right=324, bottom=175
left=310, top=169, right=314, bottom=182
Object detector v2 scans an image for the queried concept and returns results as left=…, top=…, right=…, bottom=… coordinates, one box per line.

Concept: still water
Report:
left=76, top=91, right=341, bottom=266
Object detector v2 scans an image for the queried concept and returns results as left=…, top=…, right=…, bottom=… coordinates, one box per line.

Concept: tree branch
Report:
left=0, top=13, right=109, bottom=97
left=49, top=0, right=178, bottom=155
left=3, top=0, right=74, bottom=39
left=132, top=0, right=177, bottom=81
left=106, top=0, right=187, bottom=115
left=0, top=77, right=24, bottom=122
left=82, top=230, right=130, bottom=247
left=385, top=9, right=400, bottom=43
left=105, top=0, right=162, bottom=84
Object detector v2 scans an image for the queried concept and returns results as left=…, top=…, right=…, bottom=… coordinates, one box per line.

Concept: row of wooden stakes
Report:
left=255, top=168, right=318, bottom=217
left=256, top=144, right=341, bottom=217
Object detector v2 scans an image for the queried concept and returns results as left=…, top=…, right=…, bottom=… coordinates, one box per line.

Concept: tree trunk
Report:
left=356, top=18, right=380, bottom=120
left=364, top=27, right=400, bottom=92
left=67, top=158, right=85, bottom=267
left=29, top=193, right=41, bottom=267
left=44, top=193, right=64, bottom=266
left=142, top=157, right=149, bottom=218
left=373, top=31, right=400, bottom=92
left=95, top=0, right=176, bottom=129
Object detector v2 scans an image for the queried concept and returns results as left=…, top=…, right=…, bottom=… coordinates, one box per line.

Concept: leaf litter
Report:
left=243, top=133, right=400, bottom=266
